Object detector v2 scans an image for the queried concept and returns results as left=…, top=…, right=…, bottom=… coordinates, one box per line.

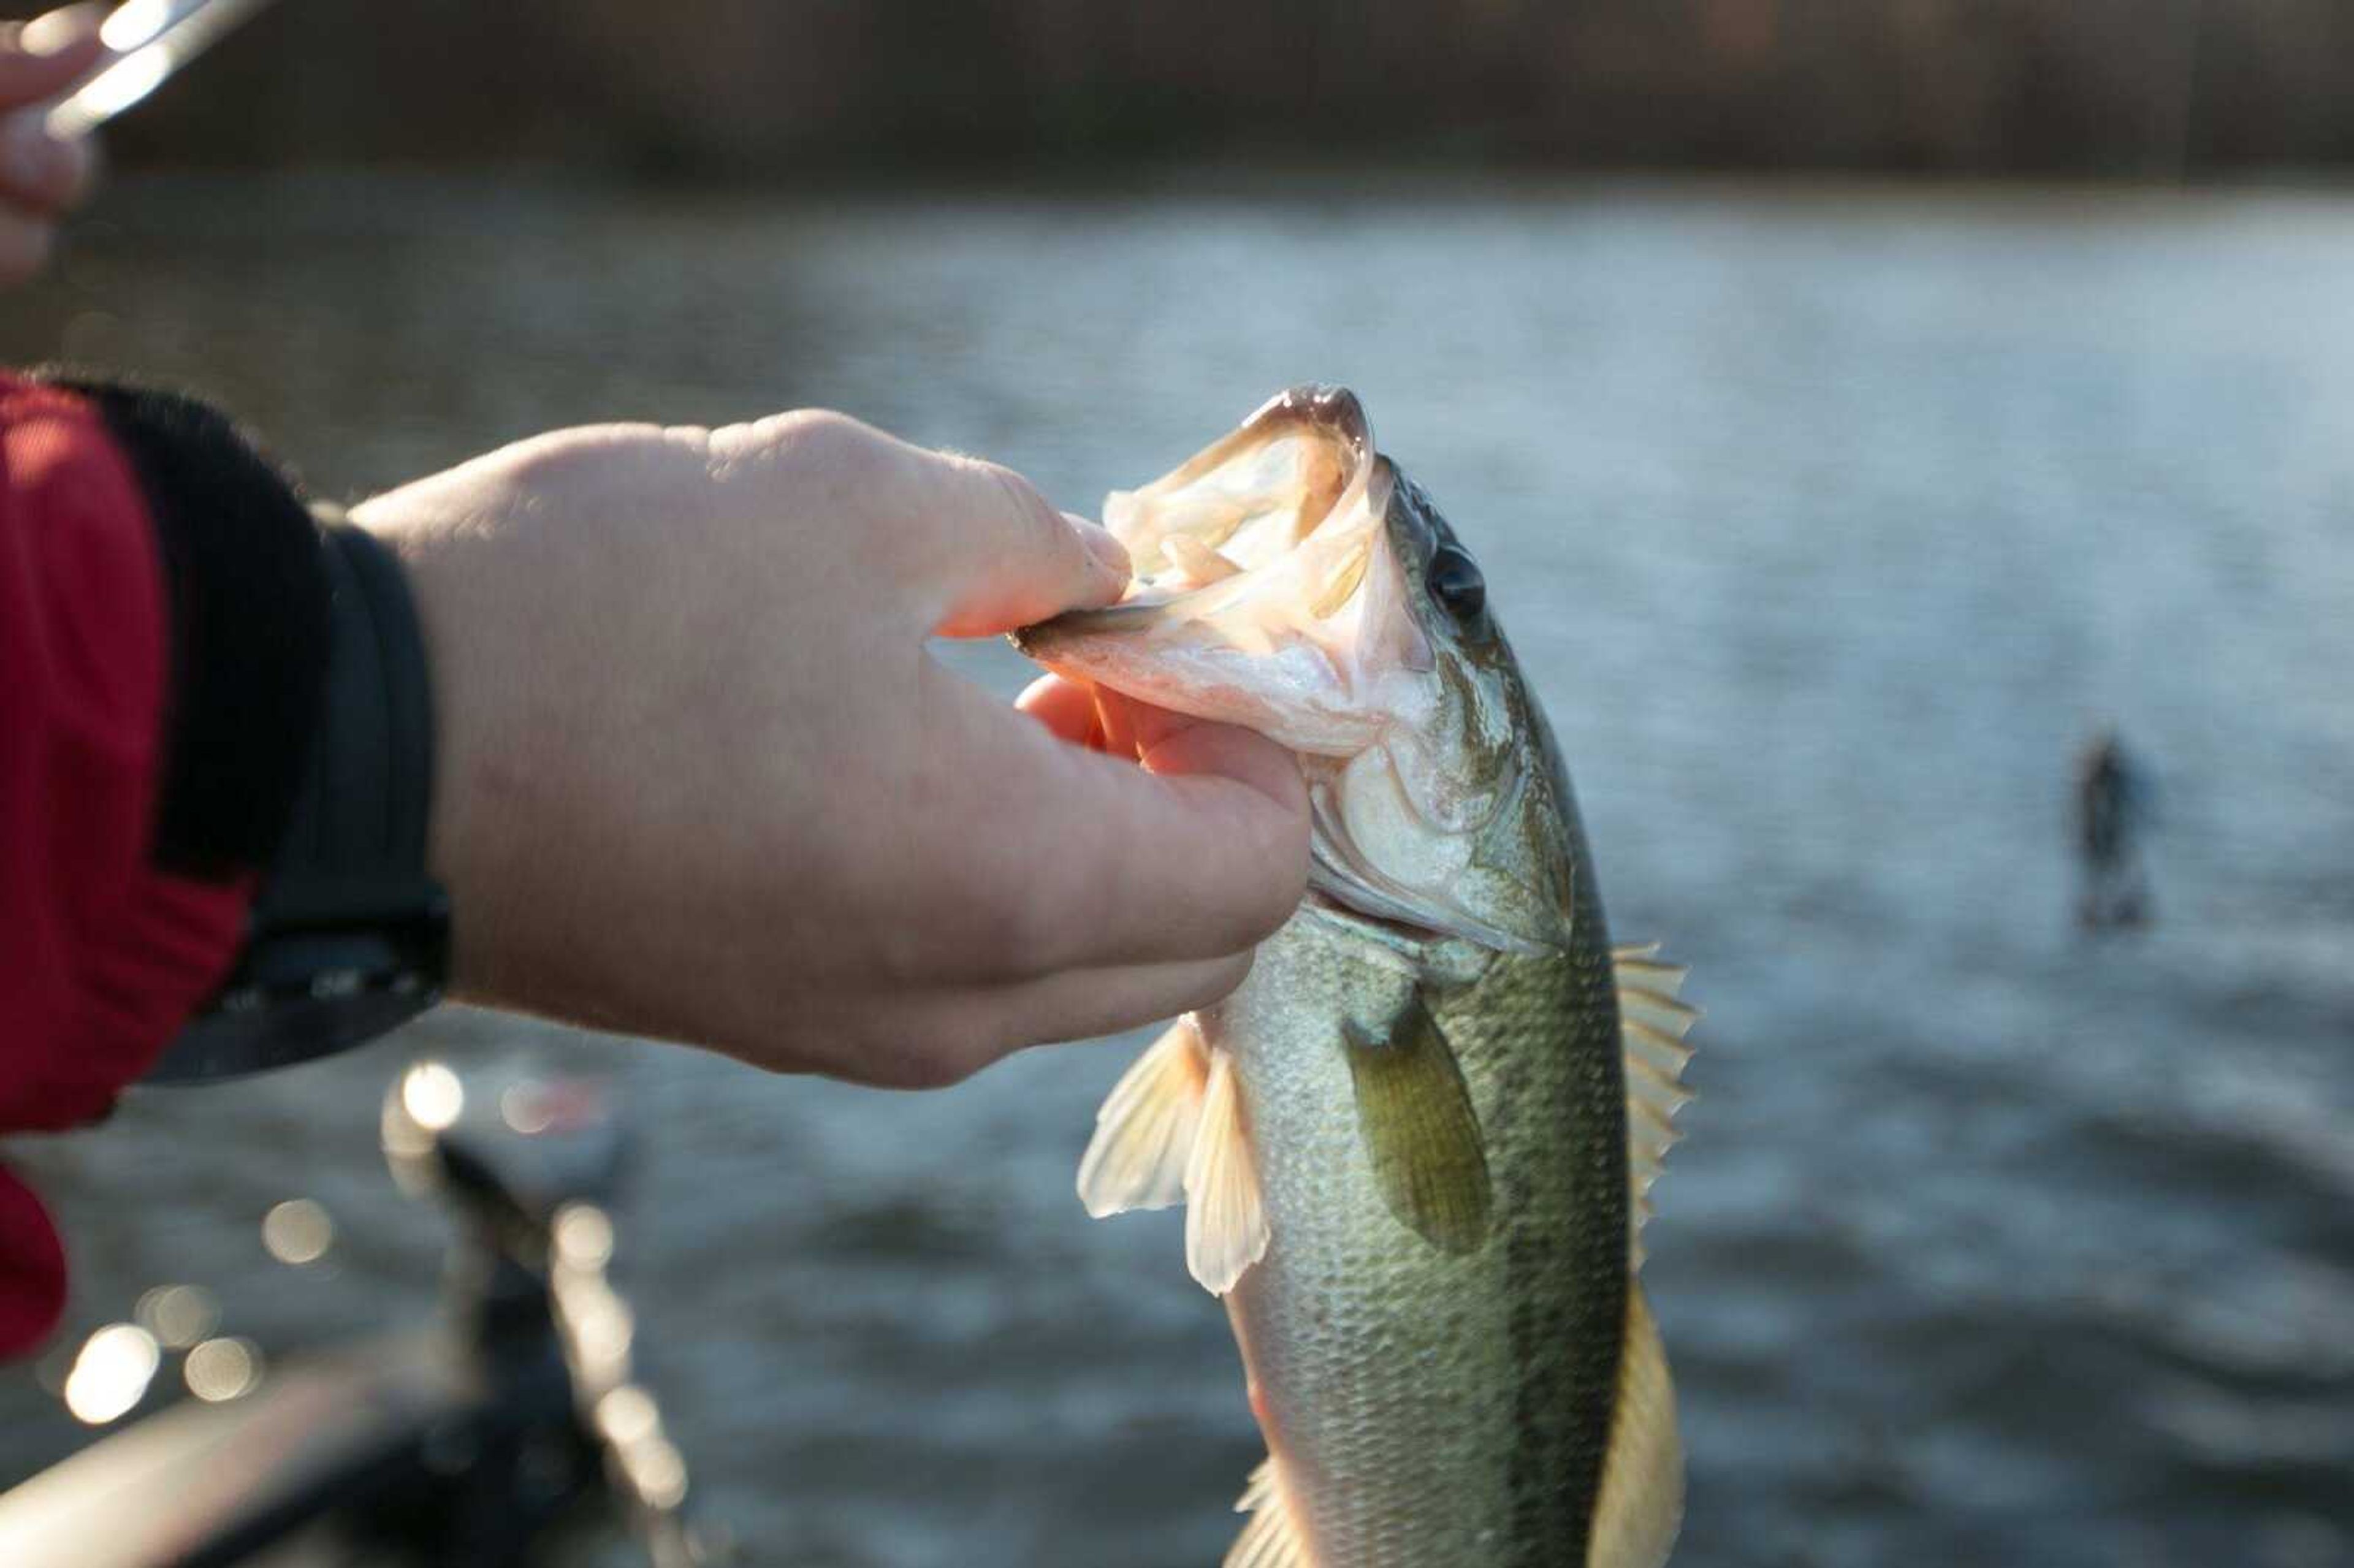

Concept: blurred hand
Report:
left=0, top=4, right=102, bottom=286
left=352, top=413, right=1309, bottom=1086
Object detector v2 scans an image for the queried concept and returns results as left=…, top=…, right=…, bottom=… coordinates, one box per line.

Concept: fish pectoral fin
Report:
left=1184, top=1046, right=1269, bottom=1296
left=1078, top=1017, right=1209, bottom=1218
left=1225, top=1456, right=1309, bottom=1568
left=1343, top=989, right=1493, bottom=1255
left=1590, top=1283, right=1684, bottom=1568
left=1614, top=943, right=1698, bottom=1271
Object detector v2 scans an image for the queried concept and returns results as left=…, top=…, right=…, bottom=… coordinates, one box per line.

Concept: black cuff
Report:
left=36, top=373, right=448, bottom=1081
left=278, top=512, right=438, bottom=889
left=40, top=374, right=330, bottom=880
left=147, top=511, right=450, bottom=1083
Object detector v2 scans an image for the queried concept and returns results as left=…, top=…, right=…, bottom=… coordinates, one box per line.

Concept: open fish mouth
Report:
left=1016, top=386, right=1574, bottom=956
left=1013, top=385, right=1436, bottom=759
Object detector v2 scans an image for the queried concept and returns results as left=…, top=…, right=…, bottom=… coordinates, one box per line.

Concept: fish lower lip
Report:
left=1303, top=886, right=1446, bottom=945
left=1011, top=592, right=1186, bottom=653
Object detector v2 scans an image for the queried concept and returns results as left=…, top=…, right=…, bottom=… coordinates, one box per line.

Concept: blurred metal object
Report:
left=42, top=0, right=285, bottom=139
left=0, top=1054, right=714, bottom=1567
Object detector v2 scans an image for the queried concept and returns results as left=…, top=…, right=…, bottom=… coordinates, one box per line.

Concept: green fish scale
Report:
left=1213, top=854, right=1627, bottom=1567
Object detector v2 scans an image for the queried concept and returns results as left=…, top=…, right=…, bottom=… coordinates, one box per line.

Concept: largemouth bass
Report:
left=1016, top=387, right=1694, bottom=1568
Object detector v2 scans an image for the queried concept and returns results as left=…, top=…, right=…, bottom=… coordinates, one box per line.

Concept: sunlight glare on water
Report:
left=133, top=1284, right=217, bottom=1350
left=400, top=1061, right=465, bottom=1132
left=183, top=1338, right=262, bottom=1403
left=261, top=1199, right=334, bottom=1266
left=61, top=1326, right=159, bottom=1426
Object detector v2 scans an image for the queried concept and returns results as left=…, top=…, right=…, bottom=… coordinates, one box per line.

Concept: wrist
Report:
left=345, top=493, right=510, bottom=1009
left=146, top=506, right=451, bottom=1080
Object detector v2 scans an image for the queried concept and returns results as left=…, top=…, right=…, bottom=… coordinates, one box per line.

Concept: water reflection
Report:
left=100, top=0, right=178, bottom=51
left=401, top=1062, right=465, bottom=1132
left=260, top=1199, right=334, bottom=1266
left=61, top=1325, right=160, bottom=1426
left=554, top=1203, right=617, bottom=1271
left=133, top=1284, right=218, bottom=1350
left=0, top=178, right=2348, bottom=1568
left=183, top=1337, right=262, bottom=1403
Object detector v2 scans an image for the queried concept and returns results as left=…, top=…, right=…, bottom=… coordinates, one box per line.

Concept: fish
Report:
left=1014, top=386, right=1695, bottom=1568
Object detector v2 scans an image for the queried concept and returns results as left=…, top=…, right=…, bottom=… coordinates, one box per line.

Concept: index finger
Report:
left=900, top=661, right=1309, bottom=984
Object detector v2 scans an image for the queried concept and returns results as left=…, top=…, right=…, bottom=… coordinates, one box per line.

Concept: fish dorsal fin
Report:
left=1613, top=943, right=1697, bottom=1271
left=1225, top=1457, right=1309, bottom=1568
left=1588, top=1283, right=1685, bottom=1568
left=1343, top=989, right=1494, bottom=1255
left=1077, top=1018, right=1209, bottom=1218
left=1184, top=1046, right=1269, bottom=1295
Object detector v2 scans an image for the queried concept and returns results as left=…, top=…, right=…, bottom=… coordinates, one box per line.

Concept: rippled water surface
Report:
left=4, top=174, right=2352, bottom=1567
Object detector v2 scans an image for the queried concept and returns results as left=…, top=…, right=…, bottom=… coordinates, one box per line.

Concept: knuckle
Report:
left=501, top=422, right=674, bottom=491
left=978, top=460, right=1067, bottom=554
left=936, top=451, right=1065, bottom=555
left=760, top=408, right=883, bottom=480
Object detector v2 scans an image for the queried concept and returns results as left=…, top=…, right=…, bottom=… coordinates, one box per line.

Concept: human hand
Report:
left=0, top=5, right=103, bottom=286
left=351, top=413, right=1310, bottom=1086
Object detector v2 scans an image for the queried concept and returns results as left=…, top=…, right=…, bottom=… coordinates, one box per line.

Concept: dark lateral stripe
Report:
left=1504, top=886, right=1629, bottom=1566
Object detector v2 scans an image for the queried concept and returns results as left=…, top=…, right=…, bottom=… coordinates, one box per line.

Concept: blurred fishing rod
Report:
left=44, top=0, right=284, bottom=139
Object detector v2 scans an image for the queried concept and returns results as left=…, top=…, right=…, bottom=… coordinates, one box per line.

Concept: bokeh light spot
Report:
left=262, top=1198, right=335, bottom=1265
left=185, top=1338, right=263, bottom=1402
left=553, top=1203, right=615, bottom=1269
left=135, top=1284, right=219, bottom=1350
left=63, top=1324, right=160, bottom=1425
left=596, top=1384, right=659, bottom=1447
left=100, top=0, right=175, bottom=51
left=400, top=1061, right=464, bottom=1132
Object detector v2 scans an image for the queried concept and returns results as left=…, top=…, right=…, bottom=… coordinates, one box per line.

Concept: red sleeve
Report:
left=0, top=373, right=255, bottom=1358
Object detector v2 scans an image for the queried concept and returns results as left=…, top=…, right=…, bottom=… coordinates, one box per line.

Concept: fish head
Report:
left=1015, top=385, right=1577, bottom=953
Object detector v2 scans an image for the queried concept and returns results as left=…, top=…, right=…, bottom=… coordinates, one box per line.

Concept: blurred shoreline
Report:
left=52, top=0, right=2354, bottom=182
left=53, top=161, right=2354, bottom=229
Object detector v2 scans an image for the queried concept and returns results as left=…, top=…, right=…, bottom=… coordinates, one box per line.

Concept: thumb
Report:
left=1, top=7, right=106, bottom=108
left=899, top=449, right=1130, bottom=638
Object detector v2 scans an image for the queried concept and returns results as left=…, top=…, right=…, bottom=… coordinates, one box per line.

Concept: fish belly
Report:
left=1208, top=911, right=1629, bottom=1567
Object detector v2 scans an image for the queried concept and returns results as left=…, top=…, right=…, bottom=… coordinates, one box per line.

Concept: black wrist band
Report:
left=41, top=373, right=332, bottom=878
left=149, top=510, right=451, bottom=1083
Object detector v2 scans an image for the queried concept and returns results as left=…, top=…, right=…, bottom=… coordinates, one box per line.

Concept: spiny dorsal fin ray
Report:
left=1613, top=943, right=1697, bottom=1271
left=1619, top=985, right=1700, bottom=1026
left=1076, top=1017, right=1208, bottom=1218
left=1225, top=1457, right=1310, bottom=1568
left=1184, top=1046, right=1269, bottom=1296
left=1343, top=990, right=1494, bottom=1255
left=1588, top=1284, right=1684, bottom=1568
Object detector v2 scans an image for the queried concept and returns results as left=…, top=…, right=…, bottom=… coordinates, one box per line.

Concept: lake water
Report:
left=4, top=172, right=2352, bottom=1567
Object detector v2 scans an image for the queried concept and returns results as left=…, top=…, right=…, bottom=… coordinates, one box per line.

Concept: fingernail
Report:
left=20, top=4, right=105, bottom=57
left=1068, top=513, right=1131, bottom=581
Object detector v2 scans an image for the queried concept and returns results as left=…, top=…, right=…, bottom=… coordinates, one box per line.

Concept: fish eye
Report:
left=1428, top=544, right=1486, bottom=625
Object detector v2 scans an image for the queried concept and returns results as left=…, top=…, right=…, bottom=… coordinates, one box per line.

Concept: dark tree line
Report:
left=91, top=0, right=2354, bottom=177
